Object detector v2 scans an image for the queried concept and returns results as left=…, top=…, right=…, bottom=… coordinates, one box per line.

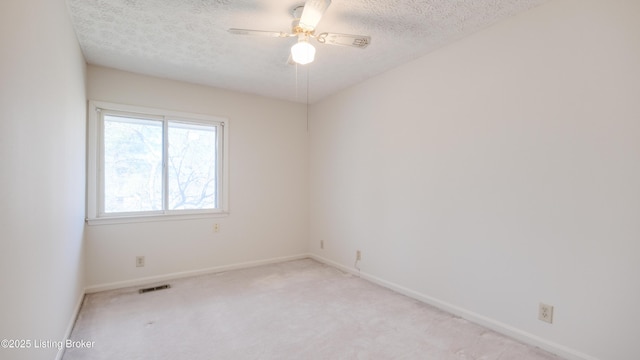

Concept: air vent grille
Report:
left=139, top=284, right=170, bottom=294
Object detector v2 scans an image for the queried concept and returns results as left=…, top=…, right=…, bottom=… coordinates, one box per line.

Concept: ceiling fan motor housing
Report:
left=292, top=5, right=313, bottom=36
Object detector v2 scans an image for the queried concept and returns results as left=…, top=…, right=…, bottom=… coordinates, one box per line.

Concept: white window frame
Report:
left=86, top=100, right=229, bottom=225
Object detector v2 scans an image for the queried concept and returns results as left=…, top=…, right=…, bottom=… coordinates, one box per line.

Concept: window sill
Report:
left=85, top=211, right=229, bottom=226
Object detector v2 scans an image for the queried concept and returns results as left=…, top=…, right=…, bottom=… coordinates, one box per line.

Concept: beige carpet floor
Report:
left=64, top=259, right=563, bottom=360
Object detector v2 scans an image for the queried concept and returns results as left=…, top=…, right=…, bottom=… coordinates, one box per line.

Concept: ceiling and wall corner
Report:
left=66, top=0, right=548, bottom=104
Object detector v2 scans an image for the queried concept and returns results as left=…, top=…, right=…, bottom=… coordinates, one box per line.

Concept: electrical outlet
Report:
left=213, top=223, right=219, bottom=233
left=356, top=250, right=361, bottom=261
left=538, top=303, right=554, bottom=323
left=136, top=256, right=145, bottom=267
left=320, top=240, right=324, bottom=249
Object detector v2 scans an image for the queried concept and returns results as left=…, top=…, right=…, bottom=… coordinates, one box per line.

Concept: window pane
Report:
left=168, top=121, right=217, bottom=210
left=103, top=115, right=163, bottom=213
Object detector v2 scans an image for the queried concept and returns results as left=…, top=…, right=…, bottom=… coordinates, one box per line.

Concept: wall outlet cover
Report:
left=136, top=256, right=145, bottom=267
left=538, top=303, right=554, bottom=323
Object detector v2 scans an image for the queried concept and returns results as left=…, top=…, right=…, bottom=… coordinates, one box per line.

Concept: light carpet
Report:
left=64, top=259, right=563, bottom=360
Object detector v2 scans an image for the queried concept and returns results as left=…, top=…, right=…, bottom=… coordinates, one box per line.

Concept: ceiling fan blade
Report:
left=315, top=32, right=371, bottom=48
left=228, top=28, right=291, bottom=38
left=299, top=0, right=331, bottom=31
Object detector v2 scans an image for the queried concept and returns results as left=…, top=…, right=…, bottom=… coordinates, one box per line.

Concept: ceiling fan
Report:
left=228, top=0, right=371, bottom=65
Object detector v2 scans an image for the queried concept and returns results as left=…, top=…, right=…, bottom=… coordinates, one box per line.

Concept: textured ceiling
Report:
left=67, top=0, right=547, bottom=103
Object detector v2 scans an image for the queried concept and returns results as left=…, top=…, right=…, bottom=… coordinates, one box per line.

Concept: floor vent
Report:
left=139, top=284, right=170, bottom=294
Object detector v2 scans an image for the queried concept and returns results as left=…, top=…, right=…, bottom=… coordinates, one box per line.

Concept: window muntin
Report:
left=87, top=101, right=229, bottom=224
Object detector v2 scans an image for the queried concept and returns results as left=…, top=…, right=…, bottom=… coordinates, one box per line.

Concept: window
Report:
left=87, top=101, right=229, bottom=224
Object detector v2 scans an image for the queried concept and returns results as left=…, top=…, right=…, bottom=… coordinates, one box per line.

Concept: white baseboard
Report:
left=84, top=253, right=309, bottom=293
left=55, top=291, right=85, bottom=360
left=309, top=253, right=598, bottom=360
left=77, top=253, right=597, bottom=360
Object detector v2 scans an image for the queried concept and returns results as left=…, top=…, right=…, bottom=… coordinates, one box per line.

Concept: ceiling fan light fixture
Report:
left=291, top=39, right=316, bottom=65
left=229, top=0, right=369, bottom=67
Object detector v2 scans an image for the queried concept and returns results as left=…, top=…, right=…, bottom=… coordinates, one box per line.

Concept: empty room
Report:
left=1, top=0, right=638, bottom=359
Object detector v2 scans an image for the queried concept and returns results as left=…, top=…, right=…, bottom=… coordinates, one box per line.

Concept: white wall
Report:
left=0, top=0, right=87, bottom=359
left=85, top=66, right=309, bottom=289
left=309, top=1, right=640, bottom=359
